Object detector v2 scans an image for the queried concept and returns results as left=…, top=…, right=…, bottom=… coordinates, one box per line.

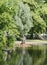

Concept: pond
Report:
left=0, top=45, right=47, bottom=65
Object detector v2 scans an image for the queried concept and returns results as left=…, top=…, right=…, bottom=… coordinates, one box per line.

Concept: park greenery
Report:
left=0, top=0, right=47, bottom=46
left=0, top=0, right=47, bottom=65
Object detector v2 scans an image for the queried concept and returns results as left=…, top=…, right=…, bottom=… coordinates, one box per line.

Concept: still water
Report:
left=0, top=45, right=47, bottom=65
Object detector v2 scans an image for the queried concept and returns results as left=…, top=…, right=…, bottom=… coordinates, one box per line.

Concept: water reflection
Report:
left=2, top=45, right=47, bottom=65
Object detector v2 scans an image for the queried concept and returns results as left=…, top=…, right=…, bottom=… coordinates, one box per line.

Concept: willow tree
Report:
left=14, top=2, right=33, bottom=43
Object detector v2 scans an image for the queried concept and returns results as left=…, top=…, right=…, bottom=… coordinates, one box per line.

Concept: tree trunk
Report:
left=21, top=35, right=26, bottom=44
left=35, top=32, right=44, bottom=40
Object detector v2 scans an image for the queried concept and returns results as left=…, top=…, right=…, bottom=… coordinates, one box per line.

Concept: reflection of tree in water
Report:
left=6, top=47, right=32, bottom=65
left=19, top=48, right=32, bottom=65
left=3, top=45, right=47, bottom=65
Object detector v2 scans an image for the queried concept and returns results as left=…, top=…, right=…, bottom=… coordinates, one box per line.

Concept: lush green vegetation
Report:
left=0, top=0, right=47, bottom=46
left=0, top=0, right=47, bottom=65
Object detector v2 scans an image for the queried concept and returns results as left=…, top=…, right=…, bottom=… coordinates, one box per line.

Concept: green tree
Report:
left=0, top=0, right=19, bottom=49
left=23, top=0, right=46, bottom=39
left=14, top=2, right=33, bottom=43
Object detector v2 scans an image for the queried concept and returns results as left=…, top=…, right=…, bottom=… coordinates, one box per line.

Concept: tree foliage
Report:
left=0, top=0, right=47, bottom=46
left=0, top=0, right=47, bottom=65
left=0, top=0, right=19, bottom=48
left=0, top=0, right=47, bottom=45
left=23, top=0, right=47, bottom=33
left=14, top=2, right=33, bottom=36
